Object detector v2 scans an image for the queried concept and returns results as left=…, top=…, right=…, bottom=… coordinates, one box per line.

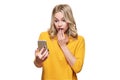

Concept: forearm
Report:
left=60, top=45, right=76, bottom=66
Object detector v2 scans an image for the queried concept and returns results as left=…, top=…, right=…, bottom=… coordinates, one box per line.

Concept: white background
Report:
left=0, top=0, right=120, bottom=80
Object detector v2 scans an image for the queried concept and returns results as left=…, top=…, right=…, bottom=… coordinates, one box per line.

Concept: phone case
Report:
left=38, top=40, right=47, bottom=50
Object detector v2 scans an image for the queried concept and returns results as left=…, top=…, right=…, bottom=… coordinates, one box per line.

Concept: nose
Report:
left=58, top=21, right=62, bottom=27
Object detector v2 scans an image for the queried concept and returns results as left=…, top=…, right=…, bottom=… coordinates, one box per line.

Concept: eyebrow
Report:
left=54, top=17, right=65, bottom=20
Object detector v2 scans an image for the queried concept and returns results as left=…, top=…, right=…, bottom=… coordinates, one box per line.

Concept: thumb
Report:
left=35, top=49, right=39, bottom=57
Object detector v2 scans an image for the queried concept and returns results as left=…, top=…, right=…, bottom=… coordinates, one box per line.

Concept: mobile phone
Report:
left=38, top=40, right=47, bottom=51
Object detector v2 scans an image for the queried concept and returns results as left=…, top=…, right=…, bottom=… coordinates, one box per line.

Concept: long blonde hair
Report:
left=48, top=4, right=78, bottom=38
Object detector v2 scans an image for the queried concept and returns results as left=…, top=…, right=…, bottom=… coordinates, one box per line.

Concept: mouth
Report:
left=58, top=28, right=64, bottom=31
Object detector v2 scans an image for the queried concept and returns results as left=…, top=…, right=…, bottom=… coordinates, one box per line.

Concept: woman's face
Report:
left=54, top=12, right=68, bottom=33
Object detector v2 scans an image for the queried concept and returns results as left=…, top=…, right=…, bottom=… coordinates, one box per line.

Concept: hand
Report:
left=35, top=47, right=49, bottom=62
left=57, top=29, right=69, bottom=47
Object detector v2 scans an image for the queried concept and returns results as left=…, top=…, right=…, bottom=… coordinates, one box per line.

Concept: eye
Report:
left=62, top=19, right=66, bottom=22
left=54, top=20, right=58, bottom=22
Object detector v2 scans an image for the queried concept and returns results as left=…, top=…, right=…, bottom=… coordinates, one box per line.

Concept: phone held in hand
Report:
left=38, top=40, right=48, bottom=51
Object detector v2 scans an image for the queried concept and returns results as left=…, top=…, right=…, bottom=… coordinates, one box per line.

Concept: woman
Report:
left=34, top=4, right=85, bottom=80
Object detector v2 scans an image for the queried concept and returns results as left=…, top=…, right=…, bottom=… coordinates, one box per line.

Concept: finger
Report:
left=59, top=30, right=65, bottom=41
left=41, top=50, right=47, bottom=60
left=37, top=47, right=45, bottom=59
left=42, top=52, right=49, bottom=60
left=58, top=29, right=61, bottom=35
left=39, top=47, right=45, bottom=55
left=41, top=49, right=48, bottom=57
left=35, top=48, right=39, bottom=53
left=59, top=29, right=63, bottom=39
left=61, top=30, right=64, bottom=37
left=41, top=49, right=49, bottom=60
left=57, top=30, right=61, bottom=40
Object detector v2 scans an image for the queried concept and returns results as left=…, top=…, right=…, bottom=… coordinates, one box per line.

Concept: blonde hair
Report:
left=48, top=4, right=78, bottom=38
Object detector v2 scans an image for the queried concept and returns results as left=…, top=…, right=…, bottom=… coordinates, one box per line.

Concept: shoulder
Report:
left=39, top=31, right=50, bottom=37
left=40, top=31, right=48, bottom=35
left=76, top=35, right=85, bottom=48
left=77, top=35, right=85, bottom=41
left=70, top=35, right=85, bottom=44
left=76, top=35, right=85, bottom=45
left=39, top=31, right=50, bottom=40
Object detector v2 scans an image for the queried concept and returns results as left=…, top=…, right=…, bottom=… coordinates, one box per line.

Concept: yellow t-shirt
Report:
left=39, top=32, right=85, bottom=80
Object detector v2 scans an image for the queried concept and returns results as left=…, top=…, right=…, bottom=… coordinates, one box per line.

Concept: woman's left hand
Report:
left=57, top=29, right=69, bottom=47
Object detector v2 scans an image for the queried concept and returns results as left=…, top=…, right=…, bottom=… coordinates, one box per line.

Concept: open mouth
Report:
left=58, top=28, right=64, bottom=31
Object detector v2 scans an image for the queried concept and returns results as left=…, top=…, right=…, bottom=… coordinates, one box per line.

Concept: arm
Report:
left=60, top=45, right=76, bottom=67
left=57, top=30, right=76, bottom=66
left=60, top=37, right=85, bottom=73
left=57, top=30, right=85, bottom=73
left=34, top=32, right=49, bottom=68
left=71, top=37, right=85, bottom=73
left=34, top=47, right=49, bottom=68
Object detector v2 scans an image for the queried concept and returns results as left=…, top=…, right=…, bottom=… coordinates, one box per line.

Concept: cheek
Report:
left=64, top=24, right=68, bottom=31
left=54, top=24, right=59, bottom=31
left=54, top=23, right=58, bottom=28
left=54, top=23, right=57, bottom=27
left=64, top=27, right=68, bottom=32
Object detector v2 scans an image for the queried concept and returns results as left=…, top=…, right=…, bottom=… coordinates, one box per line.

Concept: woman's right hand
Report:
left=34, top=47, right=49, bottom=67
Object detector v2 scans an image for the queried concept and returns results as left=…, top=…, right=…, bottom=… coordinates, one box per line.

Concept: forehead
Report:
left=54, top=12, right=64, bottom=19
